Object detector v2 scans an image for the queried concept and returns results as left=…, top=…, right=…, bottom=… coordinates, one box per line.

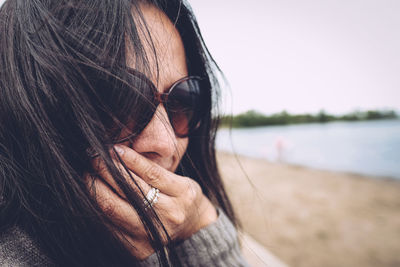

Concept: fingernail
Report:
left=114, top=145, right=125, bottom=155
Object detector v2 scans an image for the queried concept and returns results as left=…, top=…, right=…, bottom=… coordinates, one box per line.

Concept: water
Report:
left=216, top=119, right=400, bottom=179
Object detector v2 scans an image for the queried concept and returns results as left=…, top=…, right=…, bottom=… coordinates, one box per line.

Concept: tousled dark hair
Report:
left=0, top=0, right=237, bottom=266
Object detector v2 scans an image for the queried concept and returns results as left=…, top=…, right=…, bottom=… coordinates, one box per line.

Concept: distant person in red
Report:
left=275, top=136, right=287, bottom=162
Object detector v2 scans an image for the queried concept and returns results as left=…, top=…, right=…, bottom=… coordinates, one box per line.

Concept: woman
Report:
left=0, top=0, right=248, bottom=266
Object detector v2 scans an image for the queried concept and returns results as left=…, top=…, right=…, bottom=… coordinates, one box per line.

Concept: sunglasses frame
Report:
left=112, top=69, right=206, bottom=144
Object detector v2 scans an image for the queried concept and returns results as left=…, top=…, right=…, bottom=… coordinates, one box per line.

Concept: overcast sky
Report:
left=189, top=0, right=400, bottom=115
left=1, top=0, right=399, bottom=115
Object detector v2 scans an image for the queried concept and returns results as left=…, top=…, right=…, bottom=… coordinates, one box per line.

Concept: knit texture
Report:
left=0, top=209, right=248, bottom=266
left=139, top=209, right=249, bottom=266
left=0, top=227, right=54, bottom=267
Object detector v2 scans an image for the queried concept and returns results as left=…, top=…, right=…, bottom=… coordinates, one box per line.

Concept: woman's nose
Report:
left=131, top=105, right=177, bottom=160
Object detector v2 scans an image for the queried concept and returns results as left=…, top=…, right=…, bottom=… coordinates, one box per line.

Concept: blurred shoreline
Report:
left=220, top=151, right=400, bottom=182
left=217, top=151, right=400, bottom=267
left=216, top=119, right=400, bottom=180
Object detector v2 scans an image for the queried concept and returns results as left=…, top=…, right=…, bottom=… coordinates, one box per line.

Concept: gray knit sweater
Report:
left=0, top=210, right=249, bottom=266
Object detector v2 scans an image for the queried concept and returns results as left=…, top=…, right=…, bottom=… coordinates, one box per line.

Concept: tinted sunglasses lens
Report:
left=166, top=78, right=203, bottom=136
left=110, top=70, right=158, bottom=143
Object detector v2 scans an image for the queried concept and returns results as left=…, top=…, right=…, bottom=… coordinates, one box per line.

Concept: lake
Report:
left=216, top=119, right=400, bottom=179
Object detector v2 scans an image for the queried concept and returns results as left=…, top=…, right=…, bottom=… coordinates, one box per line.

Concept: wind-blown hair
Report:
left=0, top=0, right=236, bottom=266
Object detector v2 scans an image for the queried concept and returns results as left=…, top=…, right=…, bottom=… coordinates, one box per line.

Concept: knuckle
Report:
left=101, top=201, right=115, bottom=217
left=186, top=187, right=197, bottom=204
left=185, top=180, right=201, bottom=203
left=96, top=194, right=115, bottom=215
left=145, top=166, right=161, bottom=185
left=168, top=209, right=185, bottom=226
left=94, top=159, right=108, bottom=176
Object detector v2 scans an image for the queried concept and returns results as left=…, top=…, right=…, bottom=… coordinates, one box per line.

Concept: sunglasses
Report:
left=109, top=68, right=208, bottom=144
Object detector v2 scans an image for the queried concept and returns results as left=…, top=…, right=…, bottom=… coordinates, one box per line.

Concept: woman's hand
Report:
left=87, top=145, right=218, bottom=260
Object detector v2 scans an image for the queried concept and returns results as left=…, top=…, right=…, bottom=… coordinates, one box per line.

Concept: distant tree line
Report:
left=220, top=109, right=399, bottom=128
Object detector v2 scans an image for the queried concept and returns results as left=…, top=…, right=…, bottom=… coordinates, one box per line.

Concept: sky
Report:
left=1, top=0, right=399, bottom=115
left=189, top=0, right=400, bottom=115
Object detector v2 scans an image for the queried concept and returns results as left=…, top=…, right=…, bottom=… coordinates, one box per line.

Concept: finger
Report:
left=89, top=177, right=145, bottom=234
left=91, top=157, right=169, bottom=214
left=113, top=145, right=187, bottom=196
left=91, top=155, right=152, bottom=200
left=86, top=174, right=166, bottom=259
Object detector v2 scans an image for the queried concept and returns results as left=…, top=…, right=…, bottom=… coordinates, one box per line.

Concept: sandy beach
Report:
left=217, top=151, right=400, bottom=267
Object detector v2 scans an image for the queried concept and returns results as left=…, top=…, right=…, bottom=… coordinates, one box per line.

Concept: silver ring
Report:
left=144, top=187, right=160, bottom=208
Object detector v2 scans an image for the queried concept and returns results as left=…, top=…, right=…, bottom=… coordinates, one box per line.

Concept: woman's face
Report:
left=122, top=4, right=189, bottom=173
